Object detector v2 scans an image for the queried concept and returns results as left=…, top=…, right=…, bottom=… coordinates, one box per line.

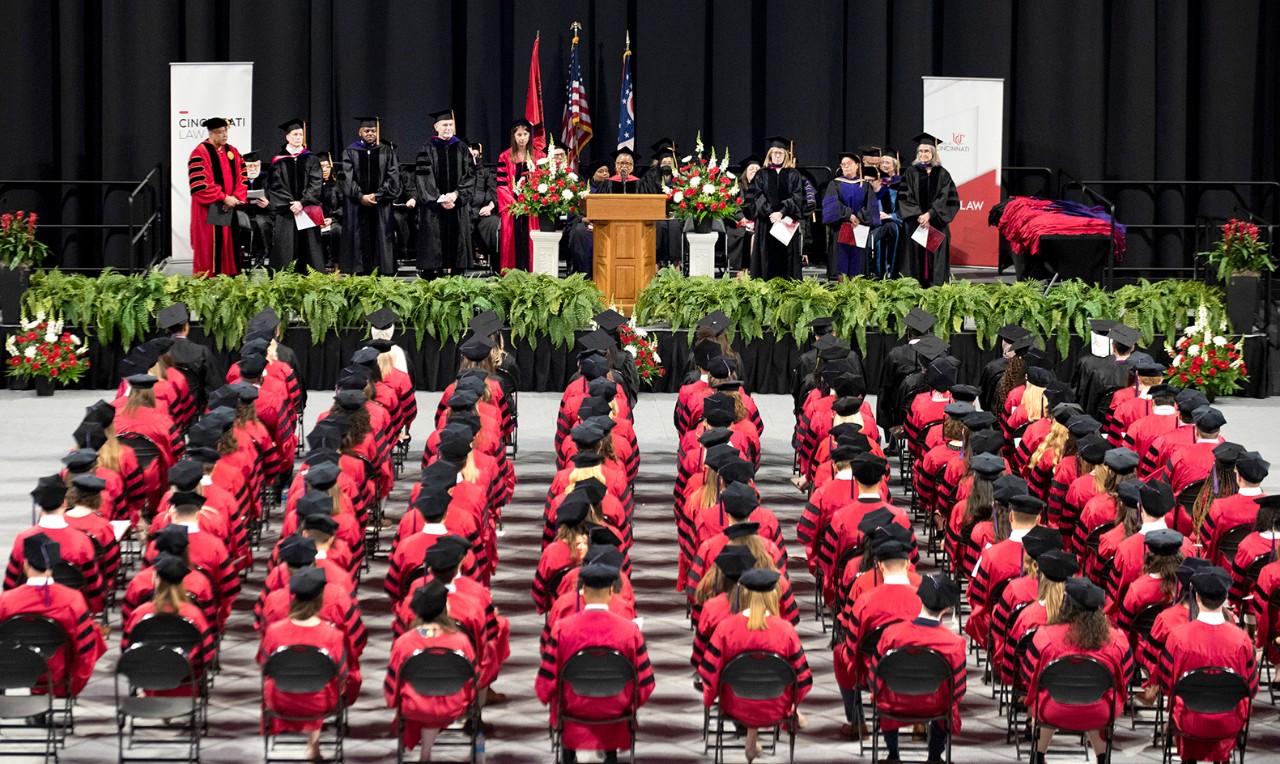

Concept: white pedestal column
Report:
left=685, top=232, right=717, bottom=277
left=530, top=230, right=562, bottom=276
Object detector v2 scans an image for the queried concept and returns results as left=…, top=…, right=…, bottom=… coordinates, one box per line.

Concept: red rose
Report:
left=50, top=369, right=59, bottom=377
left=7, top=358, right=16, bottom=367
left=1196, top=377, right=1204, bottom=384
left=679, top=202, right=687, bottom=210
left=1208, top=368, right=1217, bottom=376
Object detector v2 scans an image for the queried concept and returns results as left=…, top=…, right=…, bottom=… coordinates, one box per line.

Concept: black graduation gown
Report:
left=241, top=174, right=275, bottom=266
left=875, top=342, right=922, bottom=428
left=1072, top=355, right=1132, bottom=419
left=979, top=356, right=1010, bottom=412
left=319, top=177, right=343, bottom=266
left=168, top=335, right=226, bottom=411
left=267, top=150, right=324, bottom=272
left=791, top=348, right=868, bottom=416
left=414, top=138, right=475, bottom=272
left=749, top=166, right=805, bottom=279
left=469, top=162, right=499, bottom=260
left=643, top=165, right=685, bottom=267
left=340, top=142, right=401, bottom=275
left=898, top=164, right=960, bottom=286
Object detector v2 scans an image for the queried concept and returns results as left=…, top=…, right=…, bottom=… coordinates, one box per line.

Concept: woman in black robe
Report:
left=748, top=136, right=805, bottom=279
left=898, top=132, right=961, bottom=286
left=267, top=118, right=324, bottom=272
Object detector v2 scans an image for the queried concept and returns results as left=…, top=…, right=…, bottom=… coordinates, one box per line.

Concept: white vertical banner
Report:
left=169, top=62, right=254, bottom=271
left=922, top=76, right=1003, bottom=267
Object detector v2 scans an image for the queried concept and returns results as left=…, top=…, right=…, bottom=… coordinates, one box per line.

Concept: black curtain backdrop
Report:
left=1, top=0, right=1278, bottom=269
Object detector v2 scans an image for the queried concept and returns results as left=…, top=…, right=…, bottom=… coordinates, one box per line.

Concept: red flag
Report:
left=525, top=34, right=547, bottom=152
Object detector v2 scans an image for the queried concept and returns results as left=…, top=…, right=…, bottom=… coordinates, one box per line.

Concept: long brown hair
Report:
left=289, top=595, right=324, bottom=622
left=1054, top=597, right=1112, bottom=651
left=152, top=577, right=187, bottom=615
left=1142, top=550, right=1184, bottom=600
left=961, top=478, right=995, bottom=538
left=995, top=355, right=1028, bottom=411
left=1192, top=461, right=1238, bottom=536
left=123, top=386, right=157, bottom=414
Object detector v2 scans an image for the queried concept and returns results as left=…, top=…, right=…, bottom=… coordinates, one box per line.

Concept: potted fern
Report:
left=1199, top=219, right=1274, bottom=333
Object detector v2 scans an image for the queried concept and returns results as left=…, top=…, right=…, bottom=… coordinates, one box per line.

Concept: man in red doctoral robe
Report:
left=187, top=117, right=247, bottom=275
left=536, top=562, right=655, bottom=764
left=1158, top=566, right=1257, bottom=764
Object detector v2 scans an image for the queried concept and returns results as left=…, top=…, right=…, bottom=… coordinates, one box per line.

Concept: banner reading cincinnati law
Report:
left=922, top=76, right=1003, bottom=267
left=169, top=62, right=254, bottom=269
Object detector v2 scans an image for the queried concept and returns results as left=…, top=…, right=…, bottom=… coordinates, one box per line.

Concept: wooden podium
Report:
left=586, top=194, right=667, bottom=313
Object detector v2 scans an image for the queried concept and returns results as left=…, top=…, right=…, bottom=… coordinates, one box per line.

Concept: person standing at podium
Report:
left=899, top=132, right=960, bottom=286
left=748, top=136, right=805, bottom=280
left=601, top=147, right=651, bottom=194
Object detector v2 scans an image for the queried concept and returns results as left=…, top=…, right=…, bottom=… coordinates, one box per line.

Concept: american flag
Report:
left=560, top=28, right=593, bottom=164
left=616, top=40, right=634, bottom=150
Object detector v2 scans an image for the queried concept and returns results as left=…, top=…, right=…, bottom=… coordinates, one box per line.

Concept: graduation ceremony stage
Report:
left=3, top=388, right=1280, bottom=763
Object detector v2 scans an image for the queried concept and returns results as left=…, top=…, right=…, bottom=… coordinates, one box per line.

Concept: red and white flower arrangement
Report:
left=508, top=137, right=589, bottom=220
left=1199, top=218, right=1274, bottom=281
left=1165, top=305, right=1247, bottom=396
left=600, top=313, right=664, bottom=386
left=665, top=133, right=741, bottom=224
left=5, top=313, right=90, bottom=384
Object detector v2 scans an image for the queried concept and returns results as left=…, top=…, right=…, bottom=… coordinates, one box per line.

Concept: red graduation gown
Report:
left=966, top=536, right=1027, bottom=641
left=5, top=523, right=105, bottom=613
left=1159, top=619, right=1257, bottom=761
left=1202, top=491, right=1265, bottom=564
left=1026, top=623, right=1132, bottom=730
left=700, top=613, right=812, bottom=727
left=836, top=580, right=922, bottom=690
left=258, top=619, right=361, bottom=733
left=384, top=628, right=482, bottom=748
left=187, top=140, right=247, bottom=275
left=255, top=584, right=367, bottom=659
left=535, top=608, right=655, bottom=751
left=872, top=617, right=967, bottom=732
left=0, top=581, right=106, bottom=696
left=122, top=602, right=216, bottom=689
left=122, top=566, right=217, bottom=630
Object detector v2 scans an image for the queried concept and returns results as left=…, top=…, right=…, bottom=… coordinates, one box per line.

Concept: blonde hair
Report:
left=95, top=426, right=125, bottom=472
left=1031, top=420, right=1069, bottom=470
left=1022, top=383, right=1049, bottom=423
left=377, top=353, right=395, bottom=380
left=1040, top=578, right=1066, bottom=622
left=123, top=386, right=157, bottom=414
left=152, top=577, right=187, bottom=615
left=698, top=468, right=722, bottom=511
left=741, top=586, right=780, bottom=631
left=567, top=464, right=605, bottom=487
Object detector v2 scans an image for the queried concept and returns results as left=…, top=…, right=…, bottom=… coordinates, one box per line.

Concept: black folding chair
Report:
left=393, top=648, right=479, bottom=764
left=261, top=645, right=346, bottom=764
left=119, top=433, right=162, bottom=470
left=1083, top=523, right=1116, bottom=587
left=0, top=614, right=73, bottom=738
left=1031, top=655, right=1120, bottom=762
left=0, top=644, right=57, bottom=762
left=994, top=600, right=1032, bottom=714
left=114, top=644, right=201, bottom=763
left=870, top=646, right=956, bottom=764
left=711, top=651, right=798, bottom=764
left=855, top=623, right=891, bottom=755
left=1214, top=524, right=1253, bottom=568
left=1267, top=587, right=1280, bottom=706
left=1006, top=628, right=1039, bottom=757
left=1127, top=602, right=1170, bottom=739
left=1162, top=666, right=1252, bottom=764
left=1172, top=480, right=1206, bottom=539
left=126, top=614, right=209, bottom=731
left=554, top=647, right=639, bottom=763
left=824, top=543, right=862, bottom=638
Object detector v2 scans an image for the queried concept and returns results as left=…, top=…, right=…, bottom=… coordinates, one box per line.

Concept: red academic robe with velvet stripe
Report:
left=188, top=140, right=247, bottom=275
left=543, top=592, right=635, bottom=655
left=143, top=529, right=239, bottom=624
left=1158, top=620, right=1257, bottom=761
left=4, top=523, right=105, bottom=613
left=1139, top=423, right=1195, bottom=478
left=536, top=608, right=655, bottom=751
left=1009, top=602, right=1048, bottom=687
left=255, top=583, right=367, bottom=658
left=1165, top=438, right=1224, bottom=495
left=396, top=574, right=509, bottom=670
left=121, top=566, right=217, bottom=630
left=700, top=613, right=812, bottom=727
left=1201, top=491, right=1265, bottom=564
left=0, top=581, right=106, bottom=696
left=122, top=602, right=216, bottom=688
left=1253, top=561, right=1280, bottom=664
left=258, top=619, right=361, bottom=733
left=384, top=629, right=484, bottom=749
left=1025, top=624, right=1132, bottom=730
left=1125, top=412, right=1179, bottom=474
left=990, top=575, right=1040, bottom=682
left=691, top=593, right=733, bottom=671
left=836, top=580, right=922, bottom=690
left=965, top=536, right=1027, bottom=642
left=871, top=617, right=968, bottom=732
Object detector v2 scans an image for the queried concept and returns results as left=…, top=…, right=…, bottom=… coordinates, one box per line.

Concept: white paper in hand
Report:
left=853, top=224, right=870, bottom=248
left=769, top=216, right=799, bottom=246
left=911, top=224, right=931, bottom=248
left=294, top=209, right=317, bottom=231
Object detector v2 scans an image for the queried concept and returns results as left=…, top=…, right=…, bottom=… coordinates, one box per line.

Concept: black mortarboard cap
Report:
left=295, top=491, right=334, bottom=521
left=1022, top=526, right=1063, bottom=560
left=411, top=580, right=449, bottom=621
left=1037, top=551, right=1078, bottom=582
left=469, top=310, right=502, bottom=337
left=724, top=521, right=760, bottom=540
left=1064, top=577, right=1105, bottom=611
left=290, top=566, right=327, bottom=600
left=1175, top=389, right=1209, bottom=412
left=856, top=507, right=897, bottom=536
left=278, top=117, right=306, bottom=133
left=588, top=526, right=622, bottom=550
left=611, top=147, right=641, bottom=163
left=1009, top=494, right=1046, bottom=516
left=738, top=568, right=780, bottom=592
left=1193, top=407, right=1226, bottom=432
left=944, top=402, right=976, bottom=420
left=1175, top=556, right=1213, bottom=588
left=1088, top=319, right=1117, bottom=334
left=1132, top=361, right=1166, bottom=377
left=969, top=452, right=1006, bottom=480
left=707, top=355, right=738, bottom=379
left=714, top=546, right=756, bottom=579
left=698, top=427, right=732, bottom=448
left=22, top=533, right=59, bottom=572
left=578, top=329, right=615, bottom=355
left=126, top=374, right=158, bottom=389
left=555, top=492, right=591, bottom=527
left=429, top=108, right=457, bottom=123
left=573, top=477, right=608, bottom=505
left=925, top=358, right=958, bottom=391
left=162, top=459, right=200, bottom=491
left=1066, top=415, right=1102, bottom=438
left=302, top=513, right=339, bottom=536
left=912, top=132, right=941, bottom=147
left=950, top=384, right=980, bottom=403
left=1189, top=566, right=1231, bottom=600
left=1137, top=480, right=1176, bottom=517
left=350, top=346, right=380, bottom=367
left=993, top=474, right=1029, bottom=504
left=850, top=453, right=887, bottom=485
left=578, top=562, right=621, bottom=589
left=807, top=316, right=835, bottom=334
left=698, top=310, right=732, bottom=336
left=1077, top=434, right=1110, bottom=464
left=918, top=573, right=961, bottom=611
left=366, top=308, right=398, bottom=330
left=904, top=307, right=936, bottom=334
left=718, top=458, right=755, bottom=485
left=459, top=338, right=495, bottom=361
left=61, top=448, right=97, bottom=472
left=304, top=462, right=341, bottom=491
left=721, top=482, right=759, bottom=519
left=571, top=451, right=603, bottom=468
left=335, top=389, right=367, bottom=411
left=424, top=535, right=469, bottom=570
left=157, top=303, right=190, bottom=330
left=1103, top=448, right=1140, bottom=475
left=1212, top=441, right=1245, bottom=465
left=1117, top=480, right=1143, bottom=508
left=445, top=388, right=480, bottom=410
left=202, top=117, right=229, bottom=130
left=1026, top=366, right=1053, bottom=388
left=1236, top=451, right=1270, bottom=483
left=594, top=309, right=627, bottom=333
left=279, top=535, right=317, bottom=567
left=763, top=136, right=791, bottom=151
left=965, top=411, right=998, bottom=431
left=1108, top=324, right=1140, bottom=346
left=31, top=475, right=67, bottom=511
left=1144, top=528, right=1184, bottom=555
left=153, top=554, right=189, bottom=584
left=153, top=524, right=190, bottom=556
left=913, top=335, right=949, bottom=363
left=239, top=354, right=267, bottom=377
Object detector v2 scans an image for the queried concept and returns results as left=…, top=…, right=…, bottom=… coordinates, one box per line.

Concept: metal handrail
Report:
left=0, top=163, right=164, bottom=273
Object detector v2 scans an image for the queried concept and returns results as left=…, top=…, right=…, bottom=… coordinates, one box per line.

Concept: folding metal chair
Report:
left=1162, top=666, right=1252, bottom=764
left=1031, top=655, right=1120, bottom=762
left=0, top=614, right=72, bottom=739
left=554, top=647, right=639, bottom=763
left=393, top=648, right=479, bottom=764
left=126, top=614, right=209, bottom=731
left=870, top=646, right=956, bottom=764
left=261, top=645, right=346, bottom=763
left=114, top=644, right=201, bottom=763
left=0, top=644, right=57, bottom=762
left=711, top=651, right=798, bottom=764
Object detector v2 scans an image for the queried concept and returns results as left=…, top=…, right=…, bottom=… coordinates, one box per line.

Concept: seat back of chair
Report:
left=50, top=562, right=87, bottom=590
left=1011, top=628, right=1039, bottom=694
left=561, top=647, right=636, bottom=698
left=118, top=644, right=195, bottom=693
left=1216, top=524, right=1253, bottom=564
left=0, top=613, right=68, bottom=661
left=263, top=644, right=338, bottom=694
left=401, top=648, right=475, bottom=697
left=876, top=646, right=951, bottom=697
left=0, top=643, right=49, bottom=692
left=720, top=651, right=795, bottom=701
left=1039, top=655, right=1116, bottom=706
left=858, top=622, right=891, bottom=661
left=119, top=433, right=161, bottom=469
left=1173, top=666, right=1251, bottom=715
left=127, top=612, right=202, bottom=653
left=1130, top=602, right=1169, bottom=642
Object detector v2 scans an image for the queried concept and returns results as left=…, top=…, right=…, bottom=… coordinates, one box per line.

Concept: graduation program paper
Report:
left=770, top=216, right=799, bottom=246
left=911, top=223, right=945, bottom=253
